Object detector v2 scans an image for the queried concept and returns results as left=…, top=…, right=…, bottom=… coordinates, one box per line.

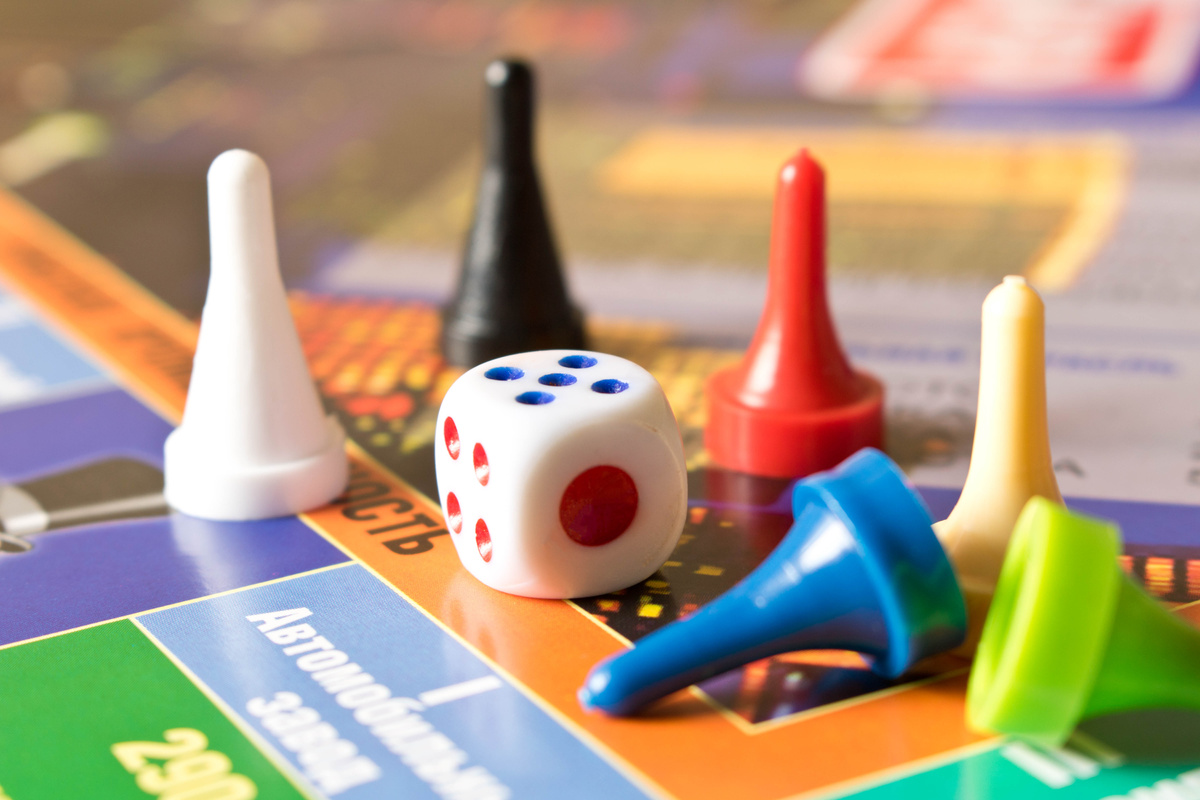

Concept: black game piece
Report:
left=441, top=58, right=587, bottom=368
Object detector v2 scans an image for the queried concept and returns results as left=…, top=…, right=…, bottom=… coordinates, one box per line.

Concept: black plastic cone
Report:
left=441, top=58, right=586, bottom=368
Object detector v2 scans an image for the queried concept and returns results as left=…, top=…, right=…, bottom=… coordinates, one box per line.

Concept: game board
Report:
left=1, top=171, right=1199, bottom=800
left=7, top=0, right=1200, bottom=796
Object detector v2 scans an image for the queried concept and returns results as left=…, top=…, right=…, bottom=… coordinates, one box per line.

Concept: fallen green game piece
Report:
left=968, top=496, right=1200, bottom=743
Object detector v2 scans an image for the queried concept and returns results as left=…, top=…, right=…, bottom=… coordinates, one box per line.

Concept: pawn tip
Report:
left=984, top=273, right=1043, bottom=318
left=779, top=148, right=824, bottom=185
left=486, top=58, right=533, bottom=89
left=208, top=148, right=269, bottom=190
left=576, top=682, right=598, bottom=712
left=577, top=665, right=606, bottom=712
left=577, top=659, right=638, bottom=716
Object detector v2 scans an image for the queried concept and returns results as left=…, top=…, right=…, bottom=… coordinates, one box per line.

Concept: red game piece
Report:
left=706, top=150, right=883, bottom=478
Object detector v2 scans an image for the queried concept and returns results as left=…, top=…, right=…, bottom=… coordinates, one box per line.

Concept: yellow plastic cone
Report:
left=934, top=275, right=1062, bottom=651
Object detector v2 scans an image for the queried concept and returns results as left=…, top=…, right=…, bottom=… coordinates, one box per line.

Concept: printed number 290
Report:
left=111, top=728, right=257, bottom=800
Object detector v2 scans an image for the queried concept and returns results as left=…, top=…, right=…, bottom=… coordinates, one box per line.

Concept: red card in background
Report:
left=801, top=0, right=1200, bottom=102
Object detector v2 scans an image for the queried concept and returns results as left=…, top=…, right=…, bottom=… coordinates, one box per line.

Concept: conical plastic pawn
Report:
left=579, top=448, right=965, bottom=715
left=935, top=275, right=1062, bottom=649
left=705, top=150, right=883, bottom=479
left=164, top=149, right=348, bottom=520
left=440, top=58, right=586, bottom=368
left=968, top=497, right=1200, bottom=744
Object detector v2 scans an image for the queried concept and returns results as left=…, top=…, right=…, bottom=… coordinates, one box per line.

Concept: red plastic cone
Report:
left=706, top=150, right=883, bottom=478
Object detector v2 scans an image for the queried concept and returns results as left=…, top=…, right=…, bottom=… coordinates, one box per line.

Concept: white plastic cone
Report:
left=164, top=149, right=347, bottom=520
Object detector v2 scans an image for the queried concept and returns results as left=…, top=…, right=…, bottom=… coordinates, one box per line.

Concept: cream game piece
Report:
left=934, top=275, right=1062, bottom=648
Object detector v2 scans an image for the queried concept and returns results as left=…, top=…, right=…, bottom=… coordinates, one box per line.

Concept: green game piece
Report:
left=968, top=496, right=1200, bottom=744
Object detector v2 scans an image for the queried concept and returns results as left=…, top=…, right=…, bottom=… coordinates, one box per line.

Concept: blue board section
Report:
left=0, top=389, right=349, bottom=646
left=0, top=388, right=168, bottom=477
left=0, top=287, right=109, bottom=408
left=139, top=564, right=649, bottom=800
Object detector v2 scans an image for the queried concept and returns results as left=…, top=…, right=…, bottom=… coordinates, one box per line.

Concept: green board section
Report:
left=0, top=620, right=308, bottom=800
left=842, top=739, right=1200, bottom=800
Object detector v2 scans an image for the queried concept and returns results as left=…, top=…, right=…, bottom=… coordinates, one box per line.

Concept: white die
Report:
left=434, top=350, right=688, bottom=599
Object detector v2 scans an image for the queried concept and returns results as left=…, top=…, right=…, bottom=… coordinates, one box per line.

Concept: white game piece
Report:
left=434, top=350, right=688, bottom=599
left=163, top=149, right=348, bottom=520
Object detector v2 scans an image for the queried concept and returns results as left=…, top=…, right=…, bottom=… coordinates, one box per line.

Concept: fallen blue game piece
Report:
left=578, top=447, right=966, bottom=716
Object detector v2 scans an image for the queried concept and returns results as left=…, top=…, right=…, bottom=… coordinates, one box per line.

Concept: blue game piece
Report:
left=577, top=448, right=966, bottom=715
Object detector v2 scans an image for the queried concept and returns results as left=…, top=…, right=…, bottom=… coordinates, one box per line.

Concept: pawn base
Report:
left=440, top=311, right=587, bottom=370
left=164, top=416, right=348, bottom=521
left=705, top=369, right=884, bottom=479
